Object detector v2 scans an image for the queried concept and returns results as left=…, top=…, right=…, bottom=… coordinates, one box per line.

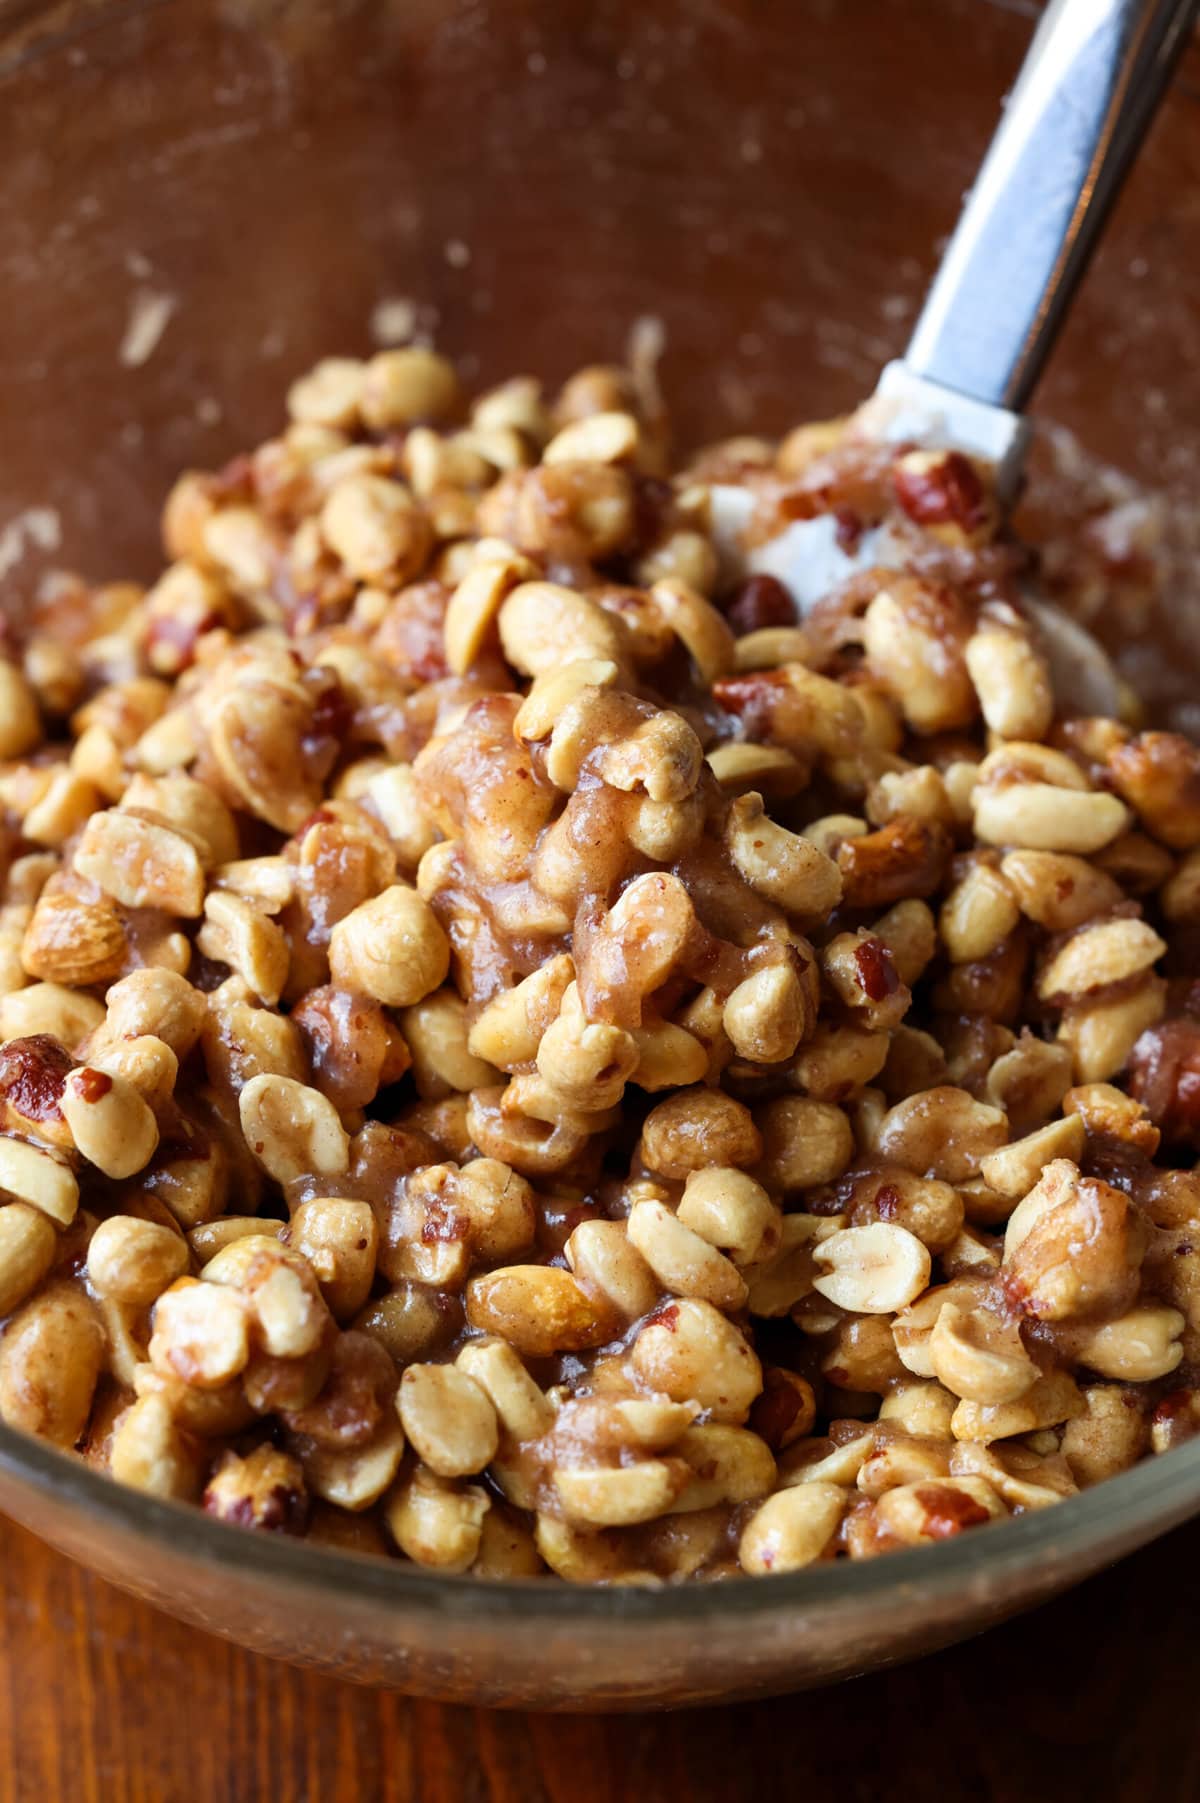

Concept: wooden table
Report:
left=0, top=1517, right=1194, bottom=1803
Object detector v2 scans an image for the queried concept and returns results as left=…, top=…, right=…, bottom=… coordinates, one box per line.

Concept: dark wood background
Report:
left=0, top=1516, right=1196, bottom=1803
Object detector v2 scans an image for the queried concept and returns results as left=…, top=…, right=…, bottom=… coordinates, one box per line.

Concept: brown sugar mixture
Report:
left=0, top=346, right=1199, bottom=1583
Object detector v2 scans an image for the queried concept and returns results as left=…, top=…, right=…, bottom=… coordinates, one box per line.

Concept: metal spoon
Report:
left=712, top=0, right=1199, bottom=711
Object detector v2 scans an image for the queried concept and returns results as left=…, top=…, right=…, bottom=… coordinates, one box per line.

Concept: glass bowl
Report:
left=1, top=0, right=1198, bottom=1708
left=2, top=1420, right=1200, bottom=1707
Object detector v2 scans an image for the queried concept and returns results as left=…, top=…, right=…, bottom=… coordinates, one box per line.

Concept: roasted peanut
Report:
left=965, top=617, right=1053, bottom=740
left=950, top=1370, right=1084, bottom=1443
left=875, top=1088, right=1007, bottom=1183
left=498, top=582, right=627, bottom=677
left=466, top=1265, right=607, bottom=1357
left=386, top=1467, right=489, bottom=1571
left=61, top=1067, right=159, bottom=1179
left=1069, top=1306, right=1184, bottom=1381
left=455, top=1338, right=555, bottom=1441
left=630, top=1299, right=762, bottom=1423
left=0, top=1135, right=78, bottom=1227
left=0, top=1282, right=104, bottom=1446
left=812, top=1224, right=931, bottom=1314
left=862, top=578, right=975, bottom=733
left=627, top=1198, right=747, bottom=1310
left=398, top=1364, right=499, bottom=1478
left=1037, top=918, right=1165, bottom=1002
left=975, top=778, right=1129, bottom=854
left=0, top=1204, right=57, bottom=1317
left=640, top=1089, right=762, bottom=1179
left=554, top=1460, right=689, bottom=1528
left=111, top=1394, right=203, bottom=1501
left=286, top=1199, right=377, bottom=1321
left=738, top=1481, right=845, bottom=1574
left=929, top=1301, right=1038, bottom=1404
left=87, top=1215, right=188, bottom=1307
left=329, top=884, right=449, bottom=1008
left=239, top=1075, right=350, bottom=1185
left=725, top=793, right=843, bottom=918
left=677, top=1168, right=780, bottom=1267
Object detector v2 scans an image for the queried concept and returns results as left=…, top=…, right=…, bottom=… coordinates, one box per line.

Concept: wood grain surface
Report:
left=0, top=1516, right=1195, bottom=1803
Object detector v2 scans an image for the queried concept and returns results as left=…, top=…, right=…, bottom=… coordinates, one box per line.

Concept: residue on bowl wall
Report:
left=119, top=288, right=177, bottom=369
left=0, top=508, right=61, bottom=582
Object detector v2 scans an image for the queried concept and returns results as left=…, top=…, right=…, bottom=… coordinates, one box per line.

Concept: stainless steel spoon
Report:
left=713, top=0, right=1199, bottom=707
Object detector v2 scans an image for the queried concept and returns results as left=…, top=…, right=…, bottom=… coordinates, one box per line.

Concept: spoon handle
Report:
left=904, top=0, right=1198, bottom=413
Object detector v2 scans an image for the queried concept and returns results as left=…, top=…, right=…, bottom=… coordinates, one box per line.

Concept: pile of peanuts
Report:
left=1, top=347, right=1199, bottom=1584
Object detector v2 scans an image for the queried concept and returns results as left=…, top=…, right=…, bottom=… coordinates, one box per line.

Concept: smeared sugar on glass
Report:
left=1021, top=423, right=1200, bottom=736
left=119, top=289, right=176, bottom=369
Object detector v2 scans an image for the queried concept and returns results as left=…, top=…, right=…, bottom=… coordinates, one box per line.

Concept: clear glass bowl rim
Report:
left=4, top=1413, right=1197, bottom=1624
